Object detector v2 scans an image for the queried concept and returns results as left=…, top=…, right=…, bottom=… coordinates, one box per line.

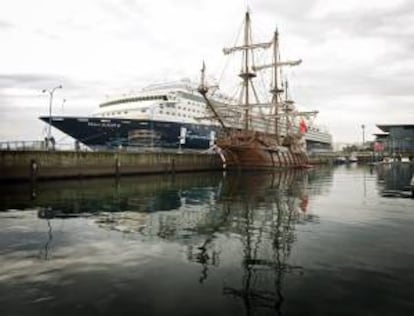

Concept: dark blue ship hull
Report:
left=39, top=116, right=220, bottom=150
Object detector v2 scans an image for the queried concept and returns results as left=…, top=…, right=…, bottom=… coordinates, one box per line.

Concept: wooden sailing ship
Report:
left=198, top=11, right=317, bottom=170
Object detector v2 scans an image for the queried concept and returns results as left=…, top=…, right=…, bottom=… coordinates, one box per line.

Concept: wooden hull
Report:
left=216, top=131, right=308, bottom=170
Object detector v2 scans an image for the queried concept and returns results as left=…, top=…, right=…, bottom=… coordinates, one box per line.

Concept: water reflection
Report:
left=376, top=163, right=413, bottom=198
left=216, top=172, right=311, bottom=314
left=0, top=169, right=336, bottom=316
left=1, top=166, right=413, bottom=316
left=161, top=171, right=314, bottom=315
left=40, top=218, right=53, bottom=260
left=87, top=170, right=321, bottom=315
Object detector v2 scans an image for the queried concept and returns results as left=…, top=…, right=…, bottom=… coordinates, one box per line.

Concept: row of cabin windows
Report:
left=160, top=111, right=199, bottom=118
left=142, top=104, right=204, bottom=115
left=101, top=98, right=203, bottom=110
left=100, top=95, right=168, bottom=107
left=177, top=106, right=204, bottom=111
left=100, top=102, right=205, bottom=117
left=102, top=111, right=128, bottom=116
left=186, top=100, right=204, bottom=106
left=191, top=102, right=206, bottom=107
left=101, top=110, right=202, bottom=118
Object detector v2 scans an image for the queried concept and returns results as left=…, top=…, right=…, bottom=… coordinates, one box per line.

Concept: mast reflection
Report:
left=186, top=170, right=317, bottom=315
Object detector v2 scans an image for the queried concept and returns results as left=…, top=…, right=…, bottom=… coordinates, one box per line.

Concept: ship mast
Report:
left=198, top=62, right=229, bottom=132
left=223, top=11, right=272, bottom=131
left=271, top=30, right=282, bottom=143
left=240, top=11, right=255, bottom=130
left=253, top=30, right=302, bottom=143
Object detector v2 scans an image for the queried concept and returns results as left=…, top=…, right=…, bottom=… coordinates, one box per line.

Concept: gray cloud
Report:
left=0, top=74, right=116, bottom=103
left=299, top=68, right=414, bottom=98
left=257, top=0, right=414, bottom=49
left=255, top=0, right=318, bottom=18
left=0, top=0, right=412, bottom=143
left=319, top=2, right=414, bottom=35
left=0, top=74, right=73, bottom=90
left=0, top=20, right=12, bottom=29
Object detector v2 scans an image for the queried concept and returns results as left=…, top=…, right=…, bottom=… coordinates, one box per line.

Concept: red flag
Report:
left=299, top=118, right=308, bottom=134
left=374, top=142, right=384, bottom=152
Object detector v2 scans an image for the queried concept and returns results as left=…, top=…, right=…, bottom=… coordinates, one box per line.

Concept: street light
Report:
left=361, top=124, right=365, bottom=147
left=42, top=85, right=62, bottom=142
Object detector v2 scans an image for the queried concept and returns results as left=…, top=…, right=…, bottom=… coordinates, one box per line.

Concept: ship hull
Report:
left=39, top=116, right=331, bottom=152
left=216, top=131, right=308, bottom=170
left=39, top=116, right=220, bottom=150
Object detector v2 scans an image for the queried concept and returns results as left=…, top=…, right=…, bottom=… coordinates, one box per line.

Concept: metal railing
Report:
left=0, top=140, right=87, bottom=152
left=0, top=140, right=218, bottom=155
left=0, top=140, right=48, bottom=151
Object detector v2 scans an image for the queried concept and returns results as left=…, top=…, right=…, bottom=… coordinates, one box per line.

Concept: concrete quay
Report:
left=0, top=150, right=335, bottom=182
left=0, top=150, right=223, bottom=182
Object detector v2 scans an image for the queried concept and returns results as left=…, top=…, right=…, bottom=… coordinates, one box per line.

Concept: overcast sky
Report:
left=0, top=0, right=413, bottom=144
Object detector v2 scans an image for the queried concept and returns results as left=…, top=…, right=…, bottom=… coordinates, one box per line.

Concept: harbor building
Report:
left=375, top=124, right=414, bottom=156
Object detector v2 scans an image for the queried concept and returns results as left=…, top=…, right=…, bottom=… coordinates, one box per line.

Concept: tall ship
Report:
left=40, top=16, right=331, bottom=154
left=198, top=11, right=323, bottom=169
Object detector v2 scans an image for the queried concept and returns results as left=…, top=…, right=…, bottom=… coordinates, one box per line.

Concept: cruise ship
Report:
left=40, top=79, right=332, bottom=151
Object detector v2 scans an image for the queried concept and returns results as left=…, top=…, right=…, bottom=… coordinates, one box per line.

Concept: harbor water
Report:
left=0, top=164, right=413, bottom=315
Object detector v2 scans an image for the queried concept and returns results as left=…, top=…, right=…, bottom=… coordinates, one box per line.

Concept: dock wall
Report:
left=308, top=155, right=334, bottom=165
left=0, top=150, right=223, bottom=181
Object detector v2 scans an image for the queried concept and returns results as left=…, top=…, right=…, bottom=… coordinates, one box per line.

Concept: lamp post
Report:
left=42, top=85, right=62, bottom=142
left=361, top=124, right=365, bottom=147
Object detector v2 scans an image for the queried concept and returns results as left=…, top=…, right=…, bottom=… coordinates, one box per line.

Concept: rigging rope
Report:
left=217, top=17, right=244, bottom=87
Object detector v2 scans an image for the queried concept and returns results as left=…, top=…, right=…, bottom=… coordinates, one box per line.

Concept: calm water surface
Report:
left=0, top=164, right=413, bottom=316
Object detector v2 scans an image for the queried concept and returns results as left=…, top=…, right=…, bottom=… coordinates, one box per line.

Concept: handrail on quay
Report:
left=0, top=140, right=48, bottom=151
left=0, top=140, right=222, bottom=155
